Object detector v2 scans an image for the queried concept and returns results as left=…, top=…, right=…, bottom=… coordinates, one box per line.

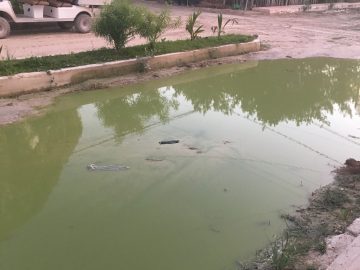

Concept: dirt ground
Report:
left=1, top=1, right=360, bottom=60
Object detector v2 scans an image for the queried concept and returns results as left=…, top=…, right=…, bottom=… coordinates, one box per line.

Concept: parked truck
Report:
left=0, top=0, right=106, bottom=38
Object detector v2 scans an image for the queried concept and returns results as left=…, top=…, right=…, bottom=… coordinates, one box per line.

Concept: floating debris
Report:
left=184, top=144, right=203, bottom=154
left=145, top=156, right=165, bottom=162
left=348, top=134, right=360, bottom=139
left=159, top=140, right=179, bottom=145
left=208, top=224, right=221, bottom=233
left=256, top=220, right=271, bottom=227
left=86, top=163, right=129, bottom=171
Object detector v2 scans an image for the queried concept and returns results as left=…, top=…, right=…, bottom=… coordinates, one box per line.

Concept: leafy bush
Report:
left=0, top=35, right=253, bottom=76
left=185, top=11, right=204, bottom=41
left=10, top=0, right=22, bottom=13
left=93, top=0, right=146, bottom=51
left=211, top=13, right=239, bottom=39
left=138, top=9, right=181, bottom=53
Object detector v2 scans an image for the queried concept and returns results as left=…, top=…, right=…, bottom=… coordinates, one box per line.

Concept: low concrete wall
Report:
left=0, top=38, right=260, bottom=97
left=253, top=2, right=360, bottom=14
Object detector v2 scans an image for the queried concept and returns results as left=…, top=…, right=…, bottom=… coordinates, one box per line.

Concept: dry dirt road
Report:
left=1, top=1, right=359, bottom=60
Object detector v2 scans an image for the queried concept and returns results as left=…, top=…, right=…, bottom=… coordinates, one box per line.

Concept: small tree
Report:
left=93, top=0, right=145, bottom=51
left=211, top=13, right=239, bottom=39
left=185, top=11, right=204, bottom=41
left=138, top=9, right=181, bottom=53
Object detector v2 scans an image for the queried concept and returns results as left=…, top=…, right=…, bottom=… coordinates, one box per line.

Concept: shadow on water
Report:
left=0, top=110, right=82, bottom=241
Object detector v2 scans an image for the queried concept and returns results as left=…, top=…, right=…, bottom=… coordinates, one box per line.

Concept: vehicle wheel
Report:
left=58, top=22, right=74, bottom=30
left=74, top=14, right=91, bottom=33
left=0, top=17, right=10, bottom=39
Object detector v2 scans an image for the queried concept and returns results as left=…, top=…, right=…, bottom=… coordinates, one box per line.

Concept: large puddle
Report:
left=1, top=58, right=360, bottom=270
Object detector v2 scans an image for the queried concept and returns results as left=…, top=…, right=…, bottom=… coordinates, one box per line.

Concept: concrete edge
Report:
left=253, top=2, right=360, bottom=14
left=0, top=38, right=260, bottom=97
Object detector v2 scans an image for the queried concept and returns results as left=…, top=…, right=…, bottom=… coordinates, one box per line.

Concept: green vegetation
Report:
left=10, top=0, right=22, bottom=13
left=321, top=188, right=350, bottom=209
left=93, top=0, right=146, bottom=51
left=137, top=9, right=181, bottom=54
left=0, top=1, right=253, bottom=76
left=93, top=0, right=181, bottom=53
left=185, top=11, right=204, bottom=40
left=211, top=13, right=239, bottom=39
left=270, top=235, right=290, bottom=270
left=0, top=35, right=253, bottom=76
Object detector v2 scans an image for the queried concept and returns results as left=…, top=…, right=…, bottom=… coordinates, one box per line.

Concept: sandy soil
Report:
left=1, top=1, right=359, bottom=59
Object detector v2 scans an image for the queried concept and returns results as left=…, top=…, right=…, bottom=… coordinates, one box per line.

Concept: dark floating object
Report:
left=87, top=163, right=129, bottom=171
left=145, top=156, right=165, bottom=162
left=184, top=144, right=202, bottom=153
left=208, top=224, right=221, bottom=233
left=348, top=134, right=360, bottom=139
left=159, top=140, right=179, bottom=145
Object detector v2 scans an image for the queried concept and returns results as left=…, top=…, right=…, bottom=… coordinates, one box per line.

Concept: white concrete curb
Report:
left=253, top=2, right=360, bottom=14
left=0, top=38, right=260, bottom=97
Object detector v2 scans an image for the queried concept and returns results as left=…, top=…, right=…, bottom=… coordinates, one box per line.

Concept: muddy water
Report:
left=1, top=58, right=360, bottom=270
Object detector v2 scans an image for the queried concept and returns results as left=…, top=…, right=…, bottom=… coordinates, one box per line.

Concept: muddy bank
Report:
left=240, top=161, right=360, bottom=270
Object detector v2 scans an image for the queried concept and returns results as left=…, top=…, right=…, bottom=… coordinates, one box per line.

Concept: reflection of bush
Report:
left=172, top=58, right=360, bottom=126
left=96, top=89, right=179, bottom=140
left=95, top=59, right=359, bottom=138
left=0, top=110, right=82, bottom=241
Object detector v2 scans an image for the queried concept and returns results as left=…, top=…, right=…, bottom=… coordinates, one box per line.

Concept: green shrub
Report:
left=321, top=188, right=350, bottom=209
left=137, top=9, right=181, bottom=53
left=93, top=0, right=145, bottom=51
left=185, top=11, right=204, bottom=41
left=0, top=35, right=253, bottom=76
left=10, top=0, right=22, bottom=13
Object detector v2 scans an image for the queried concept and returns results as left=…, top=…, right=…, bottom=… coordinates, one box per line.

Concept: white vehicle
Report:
left=0, top=0, right=104, bottom=38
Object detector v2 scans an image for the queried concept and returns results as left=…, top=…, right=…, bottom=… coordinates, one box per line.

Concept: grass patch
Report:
left=0, top=34, right=254, bottom=76
left=320, top=188, right=350, bottom=209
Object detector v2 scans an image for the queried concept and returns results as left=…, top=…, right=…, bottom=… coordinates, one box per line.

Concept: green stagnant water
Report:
left=1, top=58, right=360, bottom=270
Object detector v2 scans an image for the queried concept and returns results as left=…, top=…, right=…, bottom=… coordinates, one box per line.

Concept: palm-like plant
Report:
left=185, top=11, right=204, bottom=41
left=211, top=13, right=239, bottom=39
